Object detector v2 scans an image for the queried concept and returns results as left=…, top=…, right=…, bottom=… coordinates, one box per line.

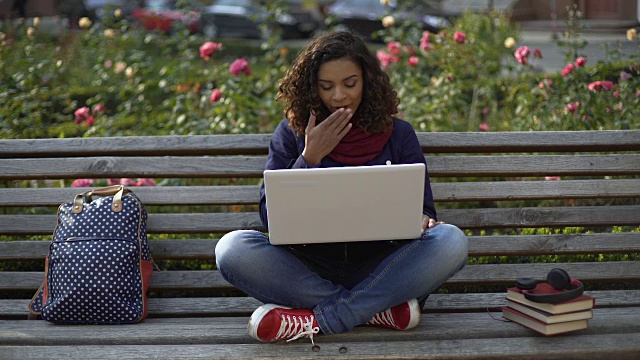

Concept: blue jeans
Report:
left=215, top=224, right=468, bottom=335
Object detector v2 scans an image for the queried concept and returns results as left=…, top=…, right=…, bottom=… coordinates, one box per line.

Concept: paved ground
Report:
left=518, top=29, right=640, bottom=72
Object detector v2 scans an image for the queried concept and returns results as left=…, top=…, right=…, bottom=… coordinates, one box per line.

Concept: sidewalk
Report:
left=516, top=20, right=638, bottom=73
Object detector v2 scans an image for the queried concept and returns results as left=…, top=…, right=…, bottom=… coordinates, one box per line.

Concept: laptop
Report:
left=263, top=163, right=425, bottom=245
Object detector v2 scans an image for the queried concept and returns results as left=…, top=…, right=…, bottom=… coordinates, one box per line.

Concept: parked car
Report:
left=200, top=0, right=320, bottom=39
left=131, top=0, right=201, bottom=34
left=326, top=0, right=452, bottom=41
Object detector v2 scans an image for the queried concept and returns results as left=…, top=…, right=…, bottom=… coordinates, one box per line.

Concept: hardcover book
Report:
left=506, top=283, right=595, bottom=314
left=501, top=306, right=589, bottom=336
left=506, top=300, right=593, bottom=324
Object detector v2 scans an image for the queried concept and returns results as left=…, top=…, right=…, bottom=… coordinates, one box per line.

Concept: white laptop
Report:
left=263, top=163, right=425, bottom=245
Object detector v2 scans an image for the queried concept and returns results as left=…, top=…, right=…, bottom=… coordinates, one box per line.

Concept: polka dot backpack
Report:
left=28, top=185, right=154, bottom=324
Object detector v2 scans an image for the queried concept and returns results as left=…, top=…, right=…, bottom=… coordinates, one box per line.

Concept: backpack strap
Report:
left=72, top=185, right=131, bottom=213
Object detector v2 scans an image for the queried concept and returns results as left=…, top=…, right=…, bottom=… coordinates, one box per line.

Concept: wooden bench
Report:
left=1, top=130, right=639, bottom=359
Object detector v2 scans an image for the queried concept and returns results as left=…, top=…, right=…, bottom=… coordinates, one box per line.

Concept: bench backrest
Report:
left=1, top=130, right=639, bottom=313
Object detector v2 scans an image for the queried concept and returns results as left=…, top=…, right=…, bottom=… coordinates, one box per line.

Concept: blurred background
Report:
left=1, top=0, right=638, bottom=39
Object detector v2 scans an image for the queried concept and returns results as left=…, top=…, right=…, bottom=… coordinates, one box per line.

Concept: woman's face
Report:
left=316, top=57, right=363, bottom=117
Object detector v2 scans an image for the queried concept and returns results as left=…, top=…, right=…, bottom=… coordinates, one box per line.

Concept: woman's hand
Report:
left=301, top=109, right=352, bottom=166
left=422, top=215, right=445, bottom=232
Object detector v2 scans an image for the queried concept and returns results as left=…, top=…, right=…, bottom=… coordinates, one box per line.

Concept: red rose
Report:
left=453, top=32, right=466, bottom=44
left=561, top=64, right=575, bottom=77
left=209, top=88, right=222, bottom=102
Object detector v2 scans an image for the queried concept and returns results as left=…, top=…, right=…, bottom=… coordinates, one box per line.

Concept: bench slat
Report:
left=416, top=130, right=640, bottom=153
left=2, top=179, right=638, bottom=207
left=2, top=154, right=639, bottom=180
left=2, top=290, right=639, bottom=319
left=2, top=232, right=639, bottom=261
left=2, top=262, right=639, bottom=292
left=1, top=309, right=639, bottom=344
left=1, top=326, right=639, bottom=359
left=1, top=206, right=637, bottom=235
left=1, top=131, right=638, bottom=158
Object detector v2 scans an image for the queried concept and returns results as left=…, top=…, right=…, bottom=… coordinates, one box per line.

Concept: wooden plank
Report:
left=1, top=131, right=638, bottom=158
left=2, top=337, right=638, bottom=360
left=1, top=308, right=639, bottom=345
left=431, top=179, right=640, bottom=202
left=0, top=313, right=640, bottom=360
left=425, top=154, right=640, bottom=177
left=2, top=262, right=639, bottom=292
left=0, top=338, right=637, bottom=360
left=0, top=186, right=262, bottom=207
left=2, top=154, right=639, bottom=180
left=2, top=179, right=638, bottom=207
left=3, top=232, right=639, bottom=262
left=467, top=232, right=640, bottom=256
left=0, top=134, right=272, bottom=158
left=439, top=205, right=640, bottom=229
left=418, top=130, right=640, bottom=153
left=1, top=325, right=640, bottom=359
left=1, top=206, right=638, bottom=235
left=3, top=290, right=639, bottom=319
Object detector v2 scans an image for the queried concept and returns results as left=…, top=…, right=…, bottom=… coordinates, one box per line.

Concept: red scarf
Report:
left=327, top=124, right=393, bottom=165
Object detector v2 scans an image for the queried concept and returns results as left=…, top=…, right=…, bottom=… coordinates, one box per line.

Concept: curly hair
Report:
left=276, top=31, right=399, bottom=135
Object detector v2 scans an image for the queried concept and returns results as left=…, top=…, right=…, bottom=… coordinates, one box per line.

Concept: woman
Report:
left=215, top=30, right=468, bottom=344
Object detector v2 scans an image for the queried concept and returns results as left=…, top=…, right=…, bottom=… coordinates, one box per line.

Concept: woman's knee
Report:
left=215, top=229, right=265, bottom=268
left=431, top=224, right=468, bottom=262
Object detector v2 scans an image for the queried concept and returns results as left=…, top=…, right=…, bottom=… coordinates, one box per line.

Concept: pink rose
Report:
left=479, top=122, right=490, bottom=132
left=561, top=63, right=575, bottom=77
left=420, top=31, right=431, bottom=50
left=420, top=31, right=430, bottom=44
left=107, top=178, right=121, bottom=185
left=74, top=107, right=90, bottom=124
left=93, top=103, right=105, bottom=114
left=199, top=41, right=221, bottom=59
left=575, top=56, right=587, bottom=67
left=408, top=56, right=419, bottom=66
left=587, top=80, right=614, bottom=91
left=387, top=41, right=402, bottom=56
left=533, top=48, right=543, bottom=59
left=453, top=31, right=466, bottom=44
left=482, top=107, right=489, bottom=116
left=119, top=178, right=137, bottom=186
left=209, top=88, right=222, bottom=102
left=71, top=178, right=94, bottom=188
left=620, top=71, right=632, bottom=81
left=229, top=58, right=251, bottom=76
left=514, top=46, right=530, bottom=65
left=565, top=102, right=579, bottom=113
left=136, top=178, right=156, bottom=186
left=74, top=107, right=95, bottom=127
left=377, top=50, right=393, bottom=68
left=545, top=176, right=561, bottom=181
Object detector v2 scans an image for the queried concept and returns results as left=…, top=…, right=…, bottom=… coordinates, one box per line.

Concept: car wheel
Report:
left=203, top=23, right=218, bottom=39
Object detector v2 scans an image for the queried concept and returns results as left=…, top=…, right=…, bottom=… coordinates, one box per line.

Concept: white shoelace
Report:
left=274, top=314, right=320, bottom=345
left=367, top=308, right=397, bottom=328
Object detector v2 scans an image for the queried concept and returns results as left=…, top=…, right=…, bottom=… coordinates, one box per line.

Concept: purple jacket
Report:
left=259, top=118, right=437, bottom=262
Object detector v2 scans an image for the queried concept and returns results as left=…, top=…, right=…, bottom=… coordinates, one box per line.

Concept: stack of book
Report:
left=501, top=283, right=595, bottom=336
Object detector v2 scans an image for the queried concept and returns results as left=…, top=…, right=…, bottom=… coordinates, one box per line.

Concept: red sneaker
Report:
left=366, top=298, right=421, bottom=330
left=248, top=304, right=320, bottom=344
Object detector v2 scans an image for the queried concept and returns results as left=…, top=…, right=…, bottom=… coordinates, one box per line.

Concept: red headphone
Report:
left=515, top=268, right=584, bottom=304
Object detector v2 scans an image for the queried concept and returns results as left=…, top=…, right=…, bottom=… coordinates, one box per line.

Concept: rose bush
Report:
left=1, top=3, right=638, bottom=140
